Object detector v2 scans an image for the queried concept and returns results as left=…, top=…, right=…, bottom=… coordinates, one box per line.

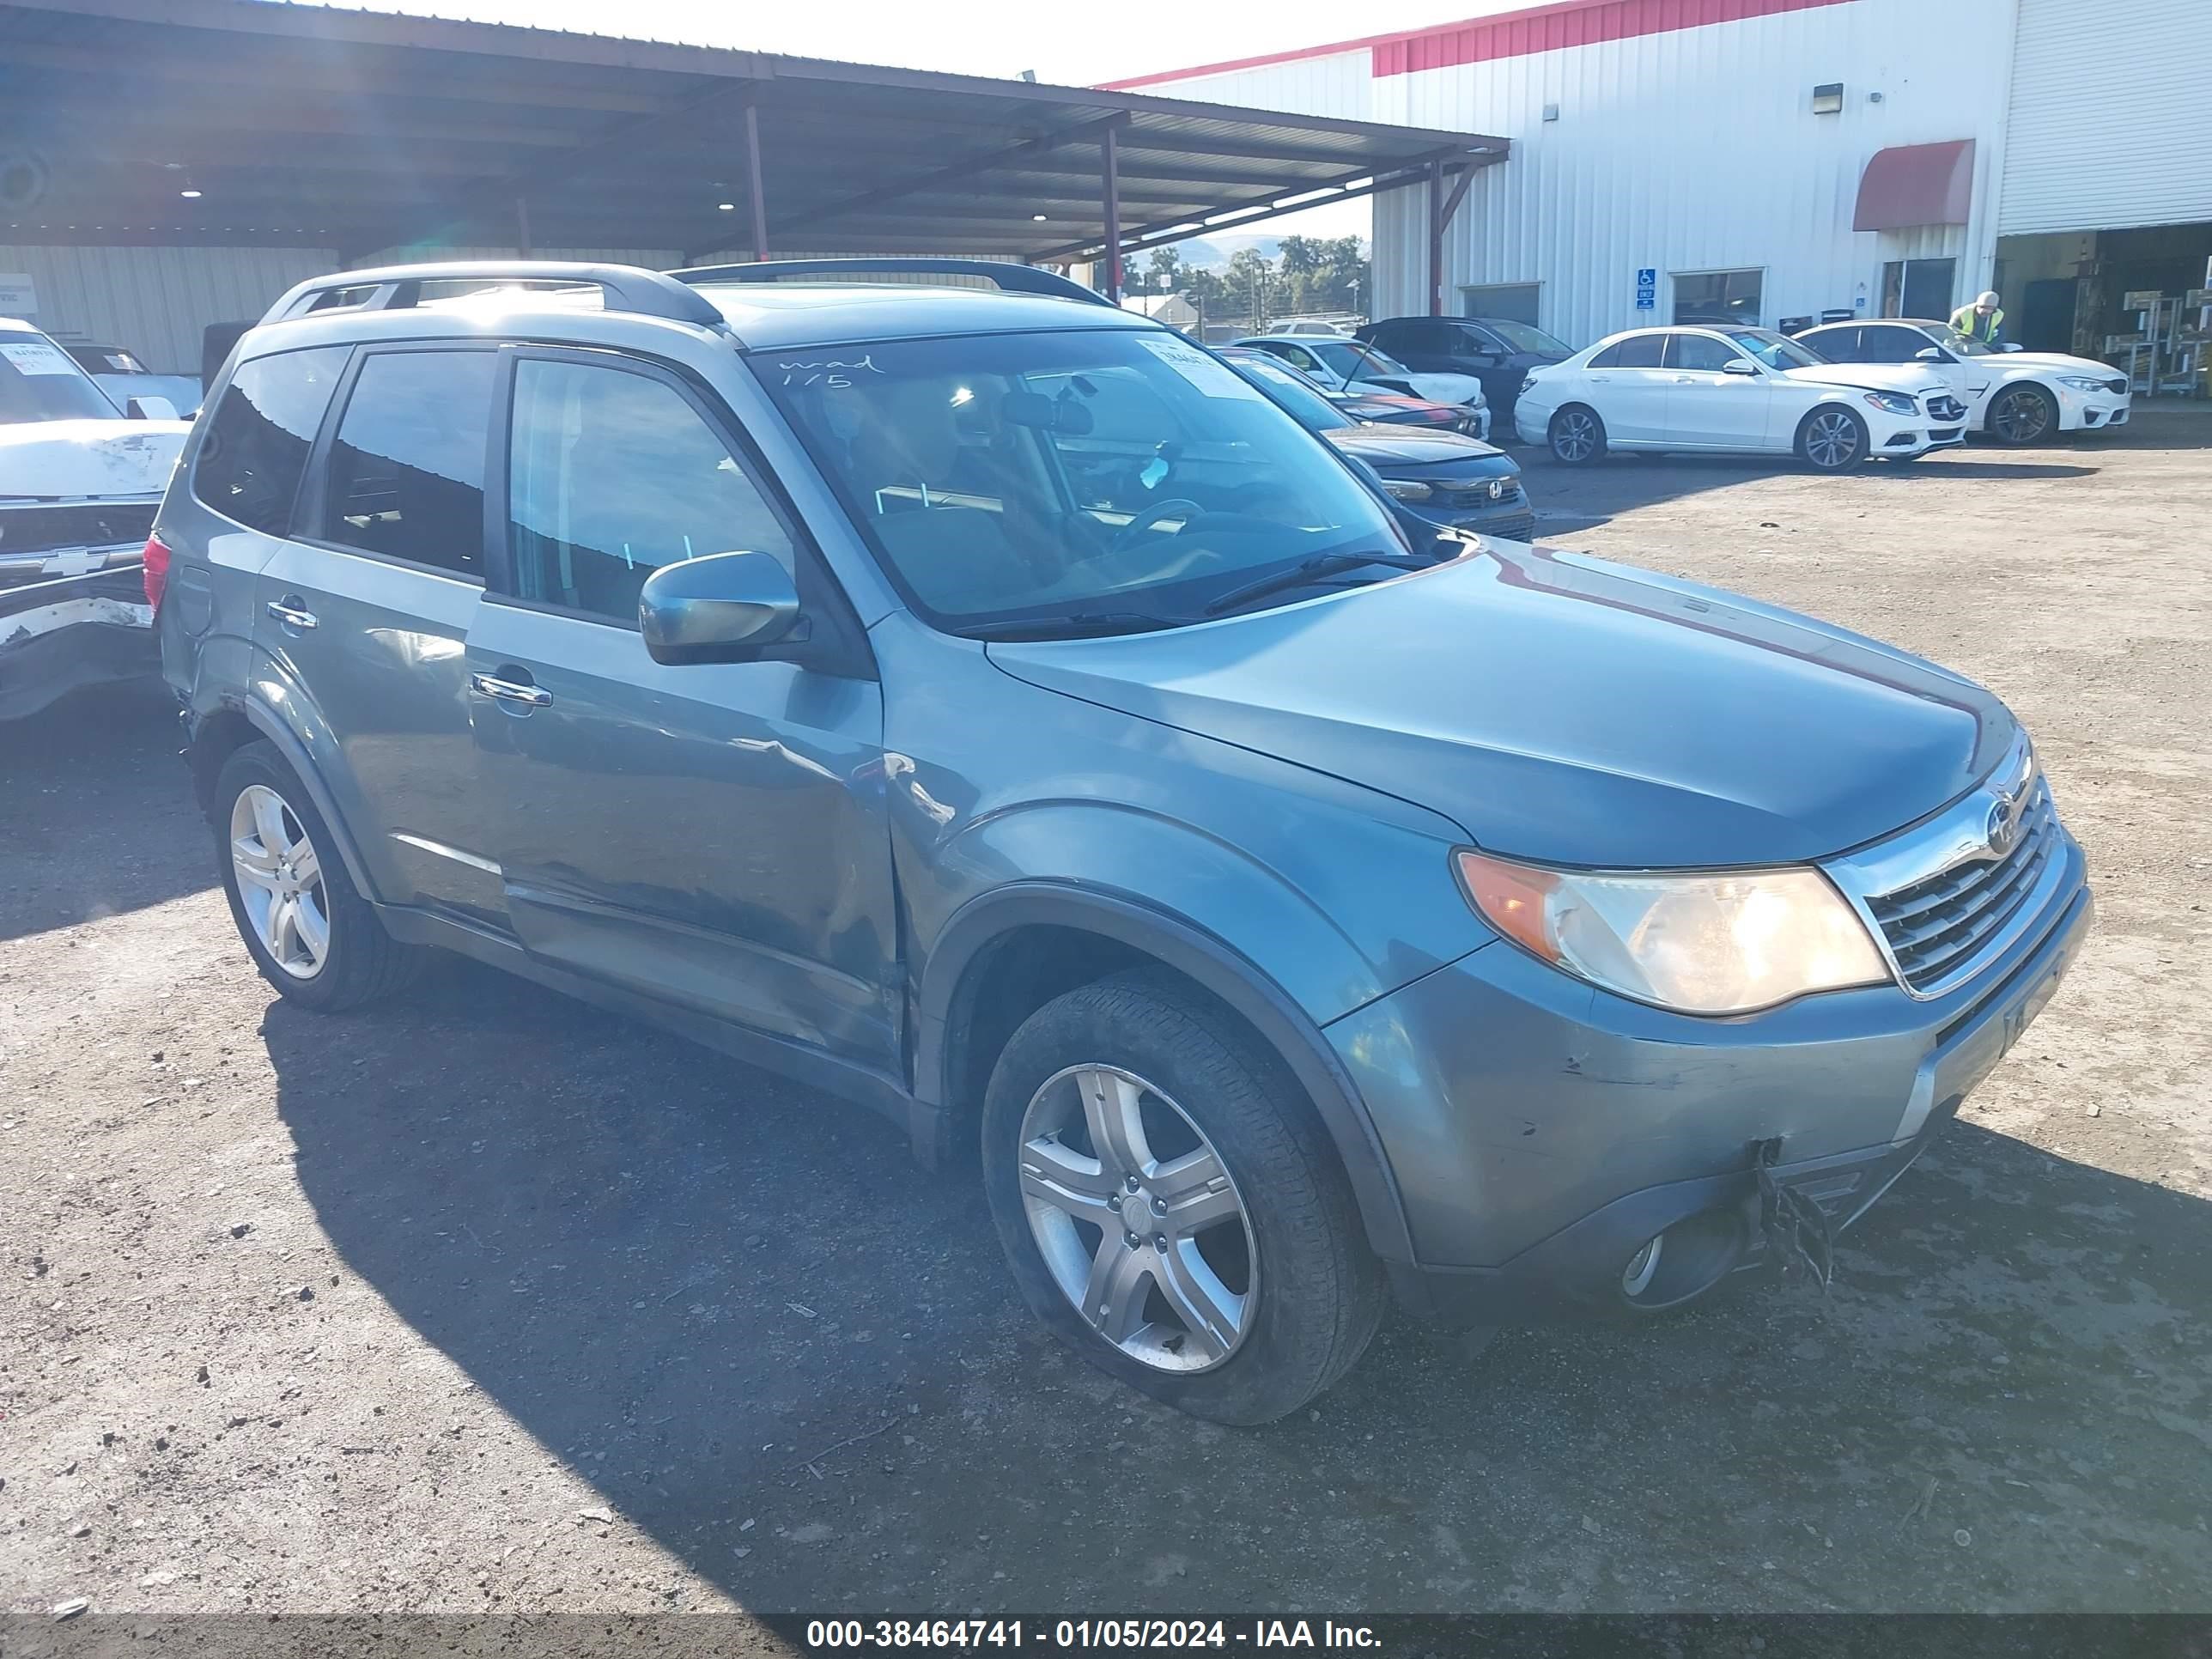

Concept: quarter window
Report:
left=1673, top=269, right=1764, bottom=327
left=191, top=347, right=349, bottom=535
left=506, top=358, right=794, bottom=623
left=320, top=350, right=496, bottom=576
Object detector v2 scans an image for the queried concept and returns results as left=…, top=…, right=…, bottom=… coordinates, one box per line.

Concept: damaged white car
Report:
left=1, top=316, right=189, bottom=720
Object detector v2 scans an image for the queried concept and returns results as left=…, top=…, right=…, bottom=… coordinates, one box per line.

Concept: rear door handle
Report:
left=470, top=672, right=552, bottom=708
left=265, top=597, right=318, bottom=629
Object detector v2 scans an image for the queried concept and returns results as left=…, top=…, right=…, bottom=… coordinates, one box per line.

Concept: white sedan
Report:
left=1515, top=325, right=1965, bottom=471
left=1791, top=318, right=2130, bottom=445
left=1234, top=335, right=1490, bottom=435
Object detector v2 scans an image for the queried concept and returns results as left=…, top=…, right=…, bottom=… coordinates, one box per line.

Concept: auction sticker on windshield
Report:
left=1139, top=336, right=1264, bottom=400
left=0, top=339, right=77, bottom=376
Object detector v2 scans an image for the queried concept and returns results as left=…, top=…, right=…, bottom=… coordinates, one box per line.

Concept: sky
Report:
left=326, top=0, right=1533, bottom=248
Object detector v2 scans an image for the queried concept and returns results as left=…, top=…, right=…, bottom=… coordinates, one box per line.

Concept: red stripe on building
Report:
left=1099, top=0, right=1854, bottom=91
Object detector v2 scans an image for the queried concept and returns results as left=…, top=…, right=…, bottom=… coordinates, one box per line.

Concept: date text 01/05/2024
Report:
left=803, top=1620, right=1382, bottom=1650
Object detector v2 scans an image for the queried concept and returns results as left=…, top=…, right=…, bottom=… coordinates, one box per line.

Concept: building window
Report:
left=1881, top=258, right=1958, bottom=319
left=1672, top=269, right=1763, bottom=327
left=1460, top=283, right=1542, bottom=326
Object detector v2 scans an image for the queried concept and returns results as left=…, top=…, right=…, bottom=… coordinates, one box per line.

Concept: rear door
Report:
left=257, top=343, right=507, bottom=927
left=464, top=346, right=897, bottom=1070
left=1584, top=332, right=1672, bottom=442
left=1662, top=330, right=1774, bottom=449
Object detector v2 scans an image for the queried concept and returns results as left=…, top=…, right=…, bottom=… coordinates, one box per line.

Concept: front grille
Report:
left=2102, top=378, right=2128, bottom=396
left=1865, top=778, right=2059, bottom=992
left=0, top=501, right=157, bottom=556
left=1927, top=395, right=1966, bottom=422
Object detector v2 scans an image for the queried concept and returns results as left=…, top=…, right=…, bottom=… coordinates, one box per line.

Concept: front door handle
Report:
left=265, top=596, right=318, bottom=630
left=469, top=672, right=552, bottom=708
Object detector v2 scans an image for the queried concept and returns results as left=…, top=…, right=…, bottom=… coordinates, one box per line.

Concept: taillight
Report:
left=142, top=532, right=173, bottom=609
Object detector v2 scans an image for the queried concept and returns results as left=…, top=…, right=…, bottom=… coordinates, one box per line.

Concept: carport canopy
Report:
left=0, top=0, right=1508, bottom=299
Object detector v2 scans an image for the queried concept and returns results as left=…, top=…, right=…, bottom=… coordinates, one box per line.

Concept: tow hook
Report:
left=1753, top=1138, right=1834, bottom=1293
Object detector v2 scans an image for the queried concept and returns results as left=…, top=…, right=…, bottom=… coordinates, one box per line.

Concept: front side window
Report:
left=0, top=330, right=118, bottom=424
left=1723, top=328, right=1823, bottom=372
left=1925, top=322, right=1997, bottom=358
left=1673, top=269, right=1764, bottom=327
left=192, top=346, right=349, bottom=534
left=1315, top=341, right=1411, bottom=380
left=507, top=358, right=795, bottom=622
left=320, top=349, right=496, bottom=577
left=763, top=327, right=1407, bottom=632
left=1482, top=319, right=1571, bottom=355
left=1860, top=325, right=1935, bottom=363
left=1666, top=333, right=1741, bottom=373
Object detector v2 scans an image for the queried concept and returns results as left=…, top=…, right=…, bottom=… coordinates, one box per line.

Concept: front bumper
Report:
left=2057, top=387, right=2132, bottom=431
left=1398, top=493, right=1534, bottom=540
left=0, top=564, right=156, bottom=720
left=1328, top=847, right=2091, bottom=1323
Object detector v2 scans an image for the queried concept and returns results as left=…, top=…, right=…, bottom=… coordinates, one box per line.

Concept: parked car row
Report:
left=135, top=257, right=2087, bottom=1424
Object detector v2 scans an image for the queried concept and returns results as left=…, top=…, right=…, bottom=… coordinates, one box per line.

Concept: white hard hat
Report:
left=1977, top=291, right=2000, bottom=308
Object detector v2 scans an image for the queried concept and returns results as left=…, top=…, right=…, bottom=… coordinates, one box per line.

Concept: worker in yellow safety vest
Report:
left=1949, top=290, right=2004, bottom=344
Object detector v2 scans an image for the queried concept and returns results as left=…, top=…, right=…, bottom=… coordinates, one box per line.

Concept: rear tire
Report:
left=1548, top=404, right=1606, bottom=465
left=1796, top=404, right=1869, bottom=472
left=213, top=741, right=422, bottom=1012
left=981, top=969, right=1385, bottom=1425
left=1987, top=383, right=2056, bottom=447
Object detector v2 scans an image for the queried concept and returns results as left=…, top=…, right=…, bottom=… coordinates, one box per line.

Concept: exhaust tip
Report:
left=1618, top=1210, right=1743, bottom=1312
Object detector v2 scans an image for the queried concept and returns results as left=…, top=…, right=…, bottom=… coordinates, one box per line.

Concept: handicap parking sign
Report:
left=1634, top=267, right=1656, bottom=310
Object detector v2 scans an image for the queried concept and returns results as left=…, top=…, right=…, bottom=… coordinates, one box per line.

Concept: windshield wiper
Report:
left=952, top=611, right=1192, bottom=641
left=1201, top=550, right=1432, bottom=617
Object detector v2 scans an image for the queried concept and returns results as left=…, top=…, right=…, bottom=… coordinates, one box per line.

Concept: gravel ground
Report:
left=3, top=413, right=2208, bottom=1635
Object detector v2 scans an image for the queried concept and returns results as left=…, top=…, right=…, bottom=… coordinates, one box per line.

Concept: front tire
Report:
left=981, top=969, right=1384, bottom=1425
left=214, top=741, right=422, bottom=1012
left=1548, top=404, right=1607, bottom=465
left=1796, top=404, right=1869, bottom=472
left=1987, top=383, right=2056, bottom=446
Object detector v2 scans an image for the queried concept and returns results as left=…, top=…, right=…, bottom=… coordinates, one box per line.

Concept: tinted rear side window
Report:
left=191, top=347, right=349, bottom=534
left=1610, top=333, right=1666, bottom=368
left=321, top=350, right=496, bottom=577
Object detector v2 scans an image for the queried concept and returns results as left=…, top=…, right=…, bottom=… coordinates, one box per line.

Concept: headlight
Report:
left=1862, top=392, right=1917, bottom=415
left=1455, top=850, right=1890, bottom=1015
left=2058, top=375, right=2105, bottom=392
left=1379, top=478, right=1433, bottom=502
left=1519, top=375, right=1538, bottom=395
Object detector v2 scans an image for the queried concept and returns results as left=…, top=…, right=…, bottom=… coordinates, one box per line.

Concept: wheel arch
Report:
left=915, top=883, right=1417, bottom=1264
left=188, top=692, right=381, bottom=902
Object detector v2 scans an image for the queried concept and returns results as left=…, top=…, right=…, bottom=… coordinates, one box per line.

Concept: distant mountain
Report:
left=1166, top=232, right=1367, bottom=272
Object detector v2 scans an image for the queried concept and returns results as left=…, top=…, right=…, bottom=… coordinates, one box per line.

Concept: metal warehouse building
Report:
left=1109, top=0, right=2212, bottom=369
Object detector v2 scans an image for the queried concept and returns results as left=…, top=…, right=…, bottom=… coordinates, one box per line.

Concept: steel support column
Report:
left=514, top=195, right=532, bottom=258
left=1430, top=159, right=1475, bottom=317
left=1101, top=123, right=1121, bottom=302
left=743, top=100, right=769, bottom=262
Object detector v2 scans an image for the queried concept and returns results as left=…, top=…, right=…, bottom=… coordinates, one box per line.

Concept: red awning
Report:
left=1853, top=140, right=1976, bottom=233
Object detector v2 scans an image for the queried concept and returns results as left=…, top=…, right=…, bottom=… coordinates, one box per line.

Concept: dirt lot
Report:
left=4, top=413, right=2209, bottom=1632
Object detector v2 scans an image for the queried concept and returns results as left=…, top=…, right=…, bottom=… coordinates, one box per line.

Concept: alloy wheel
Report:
left=229, top=783, right=330, bottom=979
left=1993, top=387, right=2051, bottom=444
left=1016, top=1064, right=1257, bottom=1373
left=1804, top=410, right=1862, bottom=470
left=1552, top=409, right=1599, bottom=462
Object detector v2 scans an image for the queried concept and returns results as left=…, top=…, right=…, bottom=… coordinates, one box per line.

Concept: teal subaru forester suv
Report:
left=155, top=260, right=2089, bottom=1423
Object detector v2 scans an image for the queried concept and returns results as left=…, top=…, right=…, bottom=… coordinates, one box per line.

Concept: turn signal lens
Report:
left=1455, top=849, right=1890, bottom=1016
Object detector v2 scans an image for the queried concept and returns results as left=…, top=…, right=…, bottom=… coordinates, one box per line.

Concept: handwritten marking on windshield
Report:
left=778, top=356, right=883, bottom=388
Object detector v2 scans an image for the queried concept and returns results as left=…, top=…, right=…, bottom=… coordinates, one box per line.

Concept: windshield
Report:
left=1725, top=328, right=1824, bottom=372
left=1923, top=322, right=1996, bottom=357
left=74, top=347, right=150, bottom=374
left=0, top=331, right=123, bottom=423
left=763, top=327, right=1407, bottom=633
left=1485, top=320, right=1571, bottom=355
left=1220, top=353, right=1355, bottom=433
left=1314, top=340, right=1410, bottom=380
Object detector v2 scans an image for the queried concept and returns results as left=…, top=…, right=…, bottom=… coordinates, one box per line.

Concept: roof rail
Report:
left=259, top=262, right=726, bottom=328
left=667, top=258, right=1115, bottom=308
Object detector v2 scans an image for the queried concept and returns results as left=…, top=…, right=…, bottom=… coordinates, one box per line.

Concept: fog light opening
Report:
left=1618, top=1210, right=1742, bottom=1312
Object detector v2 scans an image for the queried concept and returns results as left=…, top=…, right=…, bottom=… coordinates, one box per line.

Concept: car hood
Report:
left=986, top=544, right=2014, bottom=868
left=1996, top=350, right=2121, bottom=380
left=1778, top=363, right=1948, bottom=398
left=1324, top=425, right=1506, bottom=465
left=0, top=418, right=190, bottom=500
left=1395, top=371, right=1486, bottom=407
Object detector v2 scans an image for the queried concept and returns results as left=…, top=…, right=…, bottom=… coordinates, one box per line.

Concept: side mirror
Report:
left=1722, top=358, right=1759, bottom=376
left=1914, top=345, right=1947, bottom=362
left=128, top=395, right=179, bottom=421
left=638, top=551, right=805, bottom=666
left=2002, top=342, right=2024, bottom=353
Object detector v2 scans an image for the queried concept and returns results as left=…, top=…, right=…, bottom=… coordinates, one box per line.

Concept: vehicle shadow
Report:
left=0, top=675, right=215, bottom=943
left=264, top=963, right=2212, bottom=1612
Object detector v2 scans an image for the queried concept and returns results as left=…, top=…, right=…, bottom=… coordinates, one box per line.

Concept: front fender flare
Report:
left=916, top=881, right=1417, bottom=1264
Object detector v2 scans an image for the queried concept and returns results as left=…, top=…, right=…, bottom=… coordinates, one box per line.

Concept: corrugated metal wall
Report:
left=2001, top=0, right=2212, bottom=237
left=0, top=245, right=338, bottom=375
left=1134, top=0, right=2030, bottom=349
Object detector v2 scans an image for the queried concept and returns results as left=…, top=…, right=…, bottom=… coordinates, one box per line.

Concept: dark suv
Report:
left=155, top=259, right=2089, bottom=1425
left=1356, top=315, right=1574, bottom=434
